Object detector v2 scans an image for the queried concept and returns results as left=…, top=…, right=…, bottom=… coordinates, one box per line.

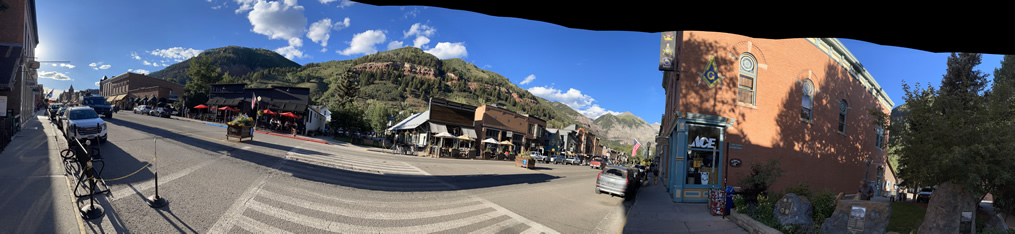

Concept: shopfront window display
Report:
left=686, top=124, right=722, bottom=185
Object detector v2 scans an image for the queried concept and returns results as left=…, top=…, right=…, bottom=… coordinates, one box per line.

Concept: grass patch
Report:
left=888, top=202, right=926, bottom=233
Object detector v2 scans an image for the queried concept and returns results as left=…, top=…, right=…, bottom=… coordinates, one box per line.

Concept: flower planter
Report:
left=515, top=157, right=536, bottom=169
left=227, top=124, right=254, bottom=141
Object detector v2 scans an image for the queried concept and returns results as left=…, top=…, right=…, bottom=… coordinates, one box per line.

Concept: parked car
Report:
left=916, top=187, right=934, bottom=203
left=550, top=155, right=566, bottom=164
left=590, top=159, right=603, bottom=170
left=55, top=106, right=69, bottom=130
left=596, top=165, right=638, bottom=199
left=152, top=107, right=171, bottom=118
left=565, top=156, right=581, bottom=165
left=134, top=105, right=151, bottom=114
left=62, top=107, right=108, bottom=143
left=48, top=103, right=65, bottom=120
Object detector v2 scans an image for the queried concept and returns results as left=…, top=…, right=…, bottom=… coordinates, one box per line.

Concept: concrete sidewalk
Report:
left=623, top=181, right=748, bottom=234
left=0, top=113, right=83, bottom=233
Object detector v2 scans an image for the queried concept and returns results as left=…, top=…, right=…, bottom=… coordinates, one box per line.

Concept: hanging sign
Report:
left=698, top=56, right=724, bottom=89
left=659, top=31, right=677, bottom=71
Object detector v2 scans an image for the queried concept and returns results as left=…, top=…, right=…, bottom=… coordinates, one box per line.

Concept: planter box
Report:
left=728, top=210, right=782, bottom=234
left=515, top=157, right=536, bottom=169
left=227, top=124, right=254, bottom=141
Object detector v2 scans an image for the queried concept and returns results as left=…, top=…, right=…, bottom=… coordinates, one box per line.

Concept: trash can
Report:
left=725, top=186, right=736, bottom=215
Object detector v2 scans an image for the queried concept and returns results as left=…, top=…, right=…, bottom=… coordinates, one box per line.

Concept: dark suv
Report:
left=80, top=96, right=113, bottom=118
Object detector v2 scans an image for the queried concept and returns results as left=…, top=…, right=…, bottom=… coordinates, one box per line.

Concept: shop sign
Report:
left=698, top=56, right=724, bottom=89
left=690, top=136, right=716, bottom=149
left=659, top=31, right=677, bottom=71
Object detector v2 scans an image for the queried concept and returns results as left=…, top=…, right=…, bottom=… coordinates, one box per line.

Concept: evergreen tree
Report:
left=184, top=56, right=223, bottom=108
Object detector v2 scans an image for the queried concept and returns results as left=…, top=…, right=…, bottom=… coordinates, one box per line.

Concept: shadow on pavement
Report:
left=110, top=115, right=559, bottom=192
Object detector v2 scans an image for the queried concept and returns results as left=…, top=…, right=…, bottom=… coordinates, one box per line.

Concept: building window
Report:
left=838, top=100, right=847, bottom=133
left=876, top=125, right=885, bottom=149
left=801, top=79, right=815, bottom=121
left=738, top=53, right=757, bottom=105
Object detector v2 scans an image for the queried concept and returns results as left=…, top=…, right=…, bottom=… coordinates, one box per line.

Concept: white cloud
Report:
left=99, top=65, right=111, bottom=70
left=483, top=64, right=492, bottom=69
left=319, top=0, right=337, bottom=3
left=412, top=36, right=430, bottom=49
left=95, top=81, right=100, bottom=87
left=131, top=52, right=141, bottom=60
left=149, top=47, right=203, bottom=62
left=338, top=30, right=386, bottom=56
left=143, top=61, right=152, bottom=66
left=387, top=41, right=404, bottom=50
left=402, top=6, right=421, bottom=19
left=403, top=23, right=435, bottom=39
left=337, top=0, right=354, bottom=8
left=89, top=62, right=108, bottom=70
left=89, top=62, right=98, bottom=67
left=247, top=0, right=307, bottom=41
left=527, top=86, right=620, bottom=119
left=51, top=63, right=75, bottom=69
left=39, top=71, right=71, bottom=80
left=579, top=104, right=621, bottom=119
left=234, top=0, right=257, bottom=14
left=528, top=86, right=594, bottom=110
left=424, top=42, right=467, bottom=59
left=129, top=69, right=151, bottom=74
left=520, top=74, right=536, bottom=85
left=321, top=48, right=327, bottom=52
left=307, top=18, right=347, bottom=47
left=275, top=38, right=307, bottom=59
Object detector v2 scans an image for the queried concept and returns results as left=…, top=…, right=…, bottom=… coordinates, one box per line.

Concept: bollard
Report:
left=147, top=137, right=168, bottom=208
left=77, top=136, right=103, bottom=219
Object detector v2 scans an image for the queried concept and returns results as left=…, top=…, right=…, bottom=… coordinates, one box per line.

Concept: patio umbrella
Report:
left=263, top=109, right=277, bottom=115
left=194, top=104, right=209, bottom=109
left=280, top=112, right=300, bottom=119
left=482, top=138, right=500, bottom=144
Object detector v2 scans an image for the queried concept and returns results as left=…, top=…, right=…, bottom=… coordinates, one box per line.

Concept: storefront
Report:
left=667, top=112, right=733, bottom=202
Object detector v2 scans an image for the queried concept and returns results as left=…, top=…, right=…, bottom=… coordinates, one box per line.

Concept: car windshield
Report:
left=921, top=188, right=934, bottom=192
left=68, top=109, right=99, bottom=120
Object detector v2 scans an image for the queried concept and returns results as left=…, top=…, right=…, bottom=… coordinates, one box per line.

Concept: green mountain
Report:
left=148, top=45, right=301, bottom=84
left=220, top=46, right=569, bottom=128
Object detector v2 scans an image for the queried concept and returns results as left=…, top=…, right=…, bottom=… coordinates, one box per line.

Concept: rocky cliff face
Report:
left=593, top=112, right=659, bottom=146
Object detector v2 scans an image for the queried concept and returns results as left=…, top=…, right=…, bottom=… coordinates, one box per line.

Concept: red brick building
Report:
left=99, top=72, right=184, bottom=109
left=655, top=31, right=894, bottom=202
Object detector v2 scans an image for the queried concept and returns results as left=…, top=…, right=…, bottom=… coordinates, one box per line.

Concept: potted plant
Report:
left=227, top=115, right=255, bottom=141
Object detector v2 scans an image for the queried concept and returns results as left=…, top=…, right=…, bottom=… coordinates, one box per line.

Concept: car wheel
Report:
left=595, top=187, right=601, bottom=194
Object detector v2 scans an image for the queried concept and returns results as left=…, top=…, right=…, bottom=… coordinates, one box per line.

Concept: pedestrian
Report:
left=858, top=180, right=874, bottom=200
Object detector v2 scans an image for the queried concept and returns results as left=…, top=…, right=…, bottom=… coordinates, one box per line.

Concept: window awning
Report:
left=429, top=122, right=448, bottom=134
left=206, top=97, right=224, bottom=105
left=461, top=128, right=478, bottom=140
left=106, top=96, right=116, bottom=103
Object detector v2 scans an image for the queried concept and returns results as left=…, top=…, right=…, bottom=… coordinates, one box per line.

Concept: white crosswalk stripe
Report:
left=213, top=146, right=560, bottom=234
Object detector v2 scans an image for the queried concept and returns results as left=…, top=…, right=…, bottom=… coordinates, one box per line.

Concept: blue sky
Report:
left=34, top=1, right=1005, bottom=125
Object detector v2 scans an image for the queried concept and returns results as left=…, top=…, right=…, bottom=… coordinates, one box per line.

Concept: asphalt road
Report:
left=51, top=112, right=636, bottom=233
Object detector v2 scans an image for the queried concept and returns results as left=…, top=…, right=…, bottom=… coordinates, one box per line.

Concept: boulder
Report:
left=774, top=193, right=814, bottom=229
left=820, top=200, right=891, bottom=234
left=916, top=182, right=980, bottom=234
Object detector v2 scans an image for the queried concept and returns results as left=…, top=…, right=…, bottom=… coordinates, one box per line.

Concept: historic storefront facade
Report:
left=655, top=31, right=894, bottom=202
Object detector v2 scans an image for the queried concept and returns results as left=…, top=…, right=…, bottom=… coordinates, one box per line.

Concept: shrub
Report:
left=228, top=115, right=254, bottom=127
left=784, top=182, right=812, bottom=198
left=739, top=159, right=784, bottom=203
left=810, top=189, right=837, bottom=226
left=733, top=194, right=747, bottom=213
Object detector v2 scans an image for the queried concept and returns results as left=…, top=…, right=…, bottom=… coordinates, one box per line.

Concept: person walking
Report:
left=651, top=164, right=659, bottom=185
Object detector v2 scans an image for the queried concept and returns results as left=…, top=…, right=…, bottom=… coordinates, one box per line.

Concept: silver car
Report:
left=596, top=165, right=636, bottom=199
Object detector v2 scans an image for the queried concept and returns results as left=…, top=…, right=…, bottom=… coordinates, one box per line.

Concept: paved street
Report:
left=48, top=112, right=635, bottom=233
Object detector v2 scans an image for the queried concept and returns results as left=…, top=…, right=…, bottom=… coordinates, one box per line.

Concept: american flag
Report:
left=632, top=139, right=641, bottom=157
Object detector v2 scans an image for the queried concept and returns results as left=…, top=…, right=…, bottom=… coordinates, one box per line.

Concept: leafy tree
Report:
left=887, top=53, right=1015, bottom=233
left=365, top=102, right=394, bottom=134
left=184, top=56, right=223, bottom=108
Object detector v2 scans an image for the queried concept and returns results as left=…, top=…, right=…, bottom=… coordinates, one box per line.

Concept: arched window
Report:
left=738, top=53, right=757, bottom=105
left=875, top=125, right=885, bottom=149
left=838, top=100, right=848, bottom=133
left=801, top=79, right=815, bottom=121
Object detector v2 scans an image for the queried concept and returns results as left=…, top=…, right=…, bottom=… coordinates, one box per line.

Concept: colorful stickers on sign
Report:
left=698, top=56, right=724, bottom=89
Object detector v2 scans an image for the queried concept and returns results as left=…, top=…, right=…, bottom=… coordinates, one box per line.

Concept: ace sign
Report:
left=690, top=136, right=717, bottom=149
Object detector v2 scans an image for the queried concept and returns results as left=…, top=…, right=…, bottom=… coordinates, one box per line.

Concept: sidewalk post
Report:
left=79, top=136, right=103, bottom=219
left=147, top=137, right=168, bottom=208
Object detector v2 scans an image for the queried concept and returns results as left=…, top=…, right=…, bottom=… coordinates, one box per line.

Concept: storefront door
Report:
left=668, top=114, right=729, bottom=203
